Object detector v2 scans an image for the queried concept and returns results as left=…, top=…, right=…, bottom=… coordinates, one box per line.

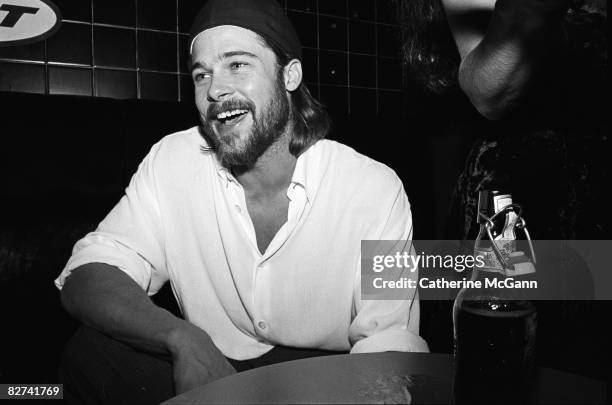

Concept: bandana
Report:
left=189, top=0, right=302, bottom=60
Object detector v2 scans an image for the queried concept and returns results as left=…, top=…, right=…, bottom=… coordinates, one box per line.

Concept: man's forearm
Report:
left=61, top=263, right=189, bottom=356
left=459, top=0, right=569, bottom=119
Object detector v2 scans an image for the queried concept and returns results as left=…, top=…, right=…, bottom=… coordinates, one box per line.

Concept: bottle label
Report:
left=475, top=240, right=513, bottom=274
left=475, top=245, right=536, bottom=276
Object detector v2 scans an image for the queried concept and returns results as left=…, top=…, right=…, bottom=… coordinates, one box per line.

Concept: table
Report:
left=163, top=352, right=607, bottom=404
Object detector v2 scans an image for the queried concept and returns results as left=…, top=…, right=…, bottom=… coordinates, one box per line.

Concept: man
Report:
left=56, top=0, right=428, bottom=403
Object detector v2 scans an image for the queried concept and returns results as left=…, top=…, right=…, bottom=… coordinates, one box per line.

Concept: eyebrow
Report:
left=191, top=51, right=259, bottom=73
left=222, top=50, right=258, bottom=59
left=190, top=61, right=206, bottom=74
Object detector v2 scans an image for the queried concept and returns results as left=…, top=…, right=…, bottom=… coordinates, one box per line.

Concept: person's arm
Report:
left=442, top=0, right=570, bottom=119
left=57, top=142, right=235, bottom=394
left=349, top=179, right=429, bottom=354
left=61, top=263, right=235, bottom=394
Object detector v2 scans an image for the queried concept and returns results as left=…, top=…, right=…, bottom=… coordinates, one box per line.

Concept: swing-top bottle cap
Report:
left=477, top=190, right=513, bottom=224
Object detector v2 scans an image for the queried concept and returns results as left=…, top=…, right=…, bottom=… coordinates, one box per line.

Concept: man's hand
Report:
left=62, top=265, right=237, bottom=395
left=167, top=323, right=237, bottom=394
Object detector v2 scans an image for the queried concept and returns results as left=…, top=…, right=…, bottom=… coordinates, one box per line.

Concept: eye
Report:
left=193, top=71, right=211, bottom=84
left=230, top=62, right=247, bottom=70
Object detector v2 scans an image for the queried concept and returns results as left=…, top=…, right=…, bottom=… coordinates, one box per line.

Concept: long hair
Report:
left=265, top=41, right=331, bottom=157
left=395, top=0, right=460, bottom=94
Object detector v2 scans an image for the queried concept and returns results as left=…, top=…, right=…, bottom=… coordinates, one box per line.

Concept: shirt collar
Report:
left=216, top=166, right=236, bottom=187
left=289, top=141, right=324, bottom=202
left=211, top=153, right=237, bottom=187
left=287, top=150, right=309, bottom=201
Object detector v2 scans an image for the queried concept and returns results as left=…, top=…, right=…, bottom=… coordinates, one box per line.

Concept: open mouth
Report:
left=216, top=109, right=249, bottom=125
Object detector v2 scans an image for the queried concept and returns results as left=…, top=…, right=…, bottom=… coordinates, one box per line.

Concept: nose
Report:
left=207, top=74, right=233, bottom=102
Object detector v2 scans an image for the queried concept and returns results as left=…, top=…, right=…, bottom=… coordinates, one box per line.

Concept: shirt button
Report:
left=234, top=205, right=241, bottom=213
left=257, top=321, right=267, bottom=330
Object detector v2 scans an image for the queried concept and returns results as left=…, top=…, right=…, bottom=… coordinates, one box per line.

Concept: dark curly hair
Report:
left=395, top=0, right=461, bottom=94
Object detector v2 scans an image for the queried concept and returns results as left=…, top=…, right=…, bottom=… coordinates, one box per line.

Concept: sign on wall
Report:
left=0, top=0, right=61, bottom=46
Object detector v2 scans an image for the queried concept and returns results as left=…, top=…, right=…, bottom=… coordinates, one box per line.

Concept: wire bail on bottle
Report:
left=478, top=203, right=537, bottom=271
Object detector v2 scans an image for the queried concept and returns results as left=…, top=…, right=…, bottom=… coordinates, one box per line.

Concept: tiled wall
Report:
left=0, top=0, right=404, bottom=114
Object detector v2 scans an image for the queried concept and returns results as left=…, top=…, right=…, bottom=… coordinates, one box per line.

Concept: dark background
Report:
left=2, top=0, right=604, bottom=388
left=1, top=0, right=473, bottom=237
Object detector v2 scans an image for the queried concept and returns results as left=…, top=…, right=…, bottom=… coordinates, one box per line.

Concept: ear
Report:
left=283, top=59, right=303, bottom=92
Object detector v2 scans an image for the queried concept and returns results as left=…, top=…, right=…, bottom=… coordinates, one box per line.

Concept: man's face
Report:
left=191, top=25, right=290, bottom=170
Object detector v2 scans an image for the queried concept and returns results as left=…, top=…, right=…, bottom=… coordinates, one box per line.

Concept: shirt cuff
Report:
left=350, top=328, right=430, bottom=354
left=54, top=234, right=153, bottom=293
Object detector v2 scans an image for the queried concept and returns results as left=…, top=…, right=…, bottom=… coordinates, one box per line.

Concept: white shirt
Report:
left=55, top=126, right=428, bottom=360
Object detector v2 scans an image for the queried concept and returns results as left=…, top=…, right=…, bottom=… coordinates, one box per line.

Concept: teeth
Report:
left=217, top=109, right=248, bottom=120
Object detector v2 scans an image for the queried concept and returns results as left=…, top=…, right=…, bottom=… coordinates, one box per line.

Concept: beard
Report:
left=199, top=76, right=290, bottom=172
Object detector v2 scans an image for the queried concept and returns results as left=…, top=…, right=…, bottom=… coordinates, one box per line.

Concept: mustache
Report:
left=206, top=99, right=256, bottom=120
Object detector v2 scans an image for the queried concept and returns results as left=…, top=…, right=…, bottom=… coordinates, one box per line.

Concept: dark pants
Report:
left=58, top=326, right=344, bottom=405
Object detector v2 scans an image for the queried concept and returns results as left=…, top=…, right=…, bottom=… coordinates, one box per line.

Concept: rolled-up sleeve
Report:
left=349, top=180, right=429, bottom=354
left=55, top=144, right=168, bottom=295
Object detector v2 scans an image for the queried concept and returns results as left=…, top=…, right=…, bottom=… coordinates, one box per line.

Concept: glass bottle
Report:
left=453, top=190, right=537, bottom=404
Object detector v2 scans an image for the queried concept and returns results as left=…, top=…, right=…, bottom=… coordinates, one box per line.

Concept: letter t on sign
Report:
left=0, top=4, right=39, bottom=27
